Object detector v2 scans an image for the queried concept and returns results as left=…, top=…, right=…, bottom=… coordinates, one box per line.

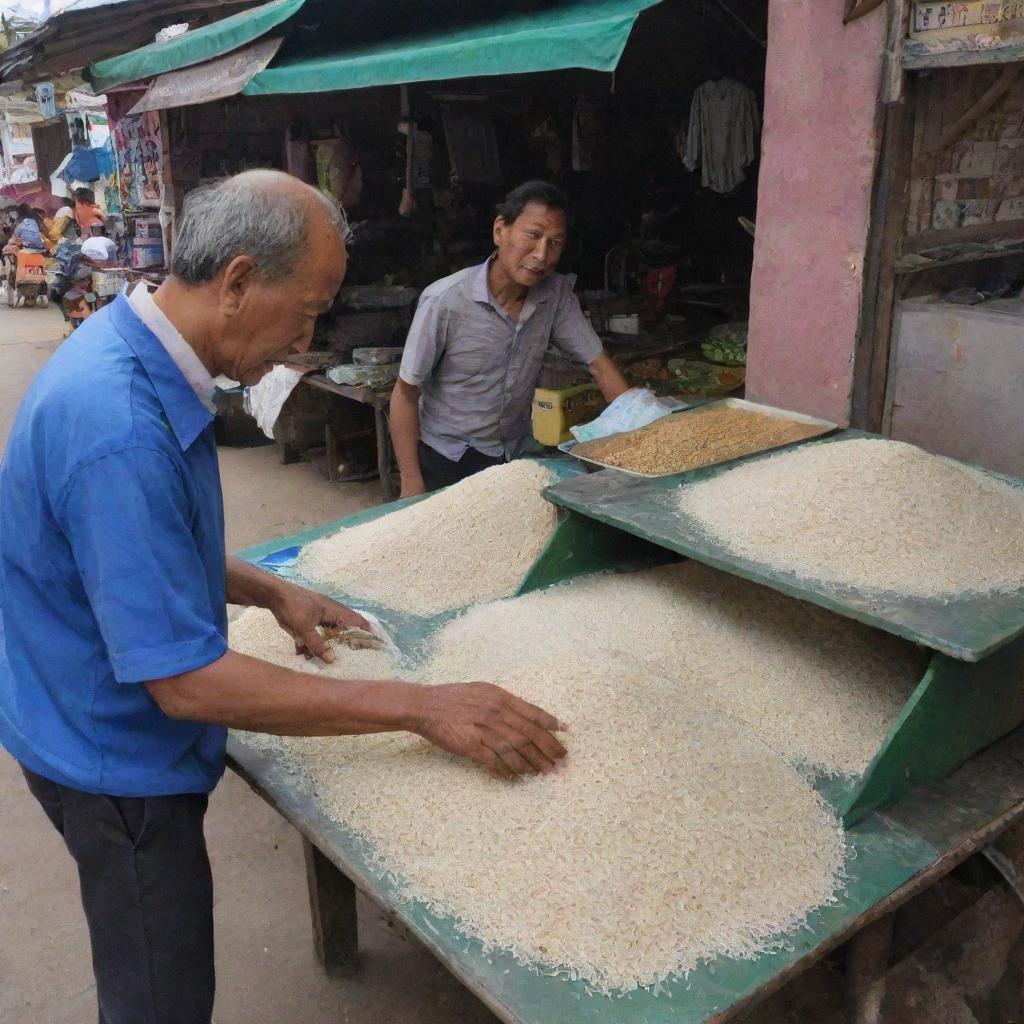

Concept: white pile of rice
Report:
left=677, top=438, right=1024, bottom=598
left=228, top=606, right=403, bottom=681
left=295, top=461, right=558, bottom=615
left=229, top=562, right=924, bottom=991
left=419, top=562, right=921, bottom=776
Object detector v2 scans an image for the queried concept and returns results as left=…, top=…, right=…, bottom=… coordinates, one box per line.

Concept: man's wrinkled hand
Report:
left=272, top=583, right=371, bottom=664
left=415, top=682, right=568, bottom=779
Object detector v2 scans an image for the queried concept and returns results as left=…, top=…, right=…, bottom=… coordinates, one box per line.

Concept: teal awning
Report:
left=243, top=0, right=659, bottom=96
left=89, top=0, right=307, bottom=93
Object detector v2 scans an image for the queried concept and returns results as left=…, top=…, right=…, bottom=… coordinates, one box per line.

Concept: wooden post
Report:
left=845, top=913, right=894, bottom=1024
left=325, top=420, right=339, bottom=482
left=374, top=398, right=395, bottom=501
left=302, top=837, right=359, bottom=975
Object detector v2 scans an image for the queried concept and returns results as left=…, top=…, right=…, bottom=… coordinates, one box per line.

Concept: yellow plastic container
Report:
left=532, top=384, right=606, bottom=446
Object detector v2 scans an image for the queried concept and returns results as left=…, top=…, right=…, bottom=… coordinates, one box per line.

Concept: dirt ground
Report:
left=0, top=305, right=497, bottom=1024
left=1, top=303, right=1022, bottom=1024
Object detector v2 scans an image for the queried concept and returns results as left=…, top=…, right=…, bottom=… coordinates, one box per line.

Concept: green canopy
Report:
left=243, top=0, right=659, bottom=96
left=89, top=0, right=307, bottom=93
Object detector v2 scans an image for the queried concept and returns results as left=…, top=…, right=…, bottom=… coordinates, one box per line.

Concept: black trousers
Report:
left=418, top=440, right=505, bottom=491
left=20, top=765, right=215, bottom=1024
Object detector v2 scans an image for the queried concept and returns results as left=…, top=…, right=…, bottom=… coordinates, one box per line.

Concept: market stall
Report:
left=226, top=409, right=1024, bottom=1021
left=83, top=0, right=770, bottom=480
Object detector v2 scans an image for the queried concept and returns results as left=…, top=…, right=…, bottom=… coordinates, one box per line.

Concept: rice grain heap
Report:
left=572, top=404, right=824, bottom=475
left=228, top=606, right=402, bottom=680
left=418, top=562, right=921, bottom=776
left=296, top=460, right=557, bottom=615
left=243, top=685, right=844, bottom=993
left=227, top=563, right=925, bottom=992
left=677, top=438, right=1024, bottom=598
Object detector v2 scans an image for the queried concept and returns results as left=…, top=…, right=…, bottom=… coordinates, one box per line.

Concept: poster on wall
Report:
left=112, top=110, right=162, bottom=210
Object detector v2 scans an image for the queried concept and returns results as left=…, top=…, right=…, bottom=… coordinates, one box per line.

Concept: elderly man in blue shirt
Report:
left=390, top=180, right=630, bottom=497
left=0, top=170, right=566, bottom=1024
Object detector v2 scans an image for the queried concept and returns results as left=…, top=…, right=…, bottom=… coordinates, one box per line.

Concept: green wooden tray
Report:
left=227, top=724, right=1024, bottom=1024
left=229, top=458, right=1024, bottom=1019
left=543, top=430, right=1024, bottom=663
left=236, top=453, right=1024, bottom=826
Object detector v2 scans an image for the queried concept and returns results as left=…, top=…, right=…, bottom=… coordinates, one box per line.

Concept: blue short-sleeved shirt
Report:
left=0, top=293, right=229, bottom=796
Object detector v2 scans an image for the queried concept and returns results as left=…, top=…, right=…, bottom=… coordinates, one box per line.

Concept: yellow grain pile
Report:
left=573, top=404, right=824, bottom=475
left=677, top=438, right=1024, bottom=597
left=228, top=563, right=925, bottom=992
left=296, top=461, right=557, bottom=615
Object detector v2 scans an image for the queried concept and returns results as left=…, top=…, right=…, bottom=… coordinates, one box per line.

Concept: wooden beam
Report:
left=846, top=913, right=895, bottom=1024
left=904, top=218, right=1024, bottom=252
left=845, top=0, right=887, bottom=24
left=882, top=0, right=910, bottom=104
left=708, top=0, right=767, bottom=49
left=851, top=82, right=916, bottom=432
left=923, top=64, right=1024, bottom=161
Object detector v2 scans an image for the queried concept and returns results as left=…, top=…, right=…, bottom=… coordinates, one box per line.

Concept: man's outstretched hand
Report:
left=415, top=682, right=568, bottom=779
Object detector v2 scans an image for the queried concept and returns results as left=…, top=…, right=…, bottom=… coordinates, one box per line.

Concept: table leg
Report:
left=303, top=836, right=359, bottom=975
left=374, top=400, right=395, bottom=501
left=277, top=439, right=301, bottom=465
left=846, top=912, right=894, bottom=1024
left=325, top=421, right=339, bottom=483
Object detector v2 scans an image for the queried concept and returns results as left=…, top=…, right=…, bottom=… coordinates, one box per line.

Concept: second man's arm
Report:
left=390, top=377, right=427, bottom=498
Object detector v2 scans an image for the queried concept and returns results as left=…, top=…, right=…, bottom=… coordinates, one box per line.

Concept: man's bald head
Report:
left=170, top=169, right=349, bottom=285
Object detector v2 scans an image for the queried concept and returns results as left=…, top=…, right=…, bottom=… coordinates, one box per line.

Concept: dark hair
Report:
left=15, top=203, right=32, bottom=219
left=74, top=187, right=95, bottom=204
left=495, top=180, right=569, bottom=225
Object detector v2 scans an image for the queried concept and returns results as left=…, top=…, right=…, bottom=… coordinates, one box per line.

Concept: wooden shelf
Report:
left=895, top=245, right=1024, bottom=274
left=904, top=39, right=1024, bottom=70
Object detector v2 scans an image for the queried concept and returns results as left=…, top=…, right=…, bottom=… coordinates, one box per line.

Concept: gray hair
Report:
left=170, top=172, right=352, bottom=284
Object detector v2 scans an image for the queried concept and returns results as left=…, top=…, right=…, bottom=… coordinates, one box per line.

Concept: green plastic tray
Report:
left=544, top=430, right=1024, bottom=663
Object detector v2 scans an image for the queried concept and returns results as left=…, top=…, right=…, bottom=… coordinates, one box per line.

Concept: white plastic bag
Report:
left=570, top=388, right=686, bottom=443
left=243, top=366, right=306, bottom=440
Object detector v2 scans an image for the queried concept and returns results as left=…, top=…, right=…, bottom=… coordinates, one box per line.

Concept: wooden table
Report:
left=226, top=723, right=1024, bottom=1024
left=300, top=373, right=396, bottom=501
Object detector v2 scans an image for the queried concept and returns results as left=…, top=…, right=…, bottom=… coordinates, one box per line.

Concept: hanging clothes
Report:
left=682, top=78, right=760, bottom=195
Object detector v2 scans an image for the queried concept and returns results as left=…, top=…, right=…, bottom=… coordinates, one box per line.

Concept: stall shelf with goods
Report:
left=226, top=416, right=1024, bottom=1021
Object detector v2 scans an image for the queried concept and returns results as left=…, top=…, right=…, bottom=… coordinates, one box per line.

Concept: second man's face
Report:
left=492, top=202, right=567, bottom=289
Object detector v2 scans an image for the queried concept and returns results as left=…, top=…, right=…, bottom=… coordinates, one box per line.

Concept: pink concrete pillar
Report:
left=745, top=0, right=886, bottom=425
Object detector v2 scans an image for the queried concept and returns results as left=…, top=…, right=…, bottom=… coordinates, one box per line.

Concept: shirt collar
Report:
left=471, top=255, right=554, bottom=319
left=109, top=291, right=214, bottom=452
left=128, top=284, right=218, bottom=414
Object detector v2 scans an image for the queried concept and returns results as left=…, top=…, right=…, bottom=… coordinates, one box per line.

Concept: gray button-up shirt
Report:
left=399, top=258, right=603, bottom=460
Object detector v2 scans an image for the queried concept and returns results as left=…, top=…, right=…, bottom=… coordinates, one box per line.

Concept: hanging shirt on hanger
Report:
left=683, top=78, right=760, bottom=195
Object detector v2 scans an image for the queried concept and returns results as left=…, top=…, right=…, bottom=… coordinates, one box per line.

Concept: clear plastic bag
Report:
left=570, top=388, right=686, bottom=443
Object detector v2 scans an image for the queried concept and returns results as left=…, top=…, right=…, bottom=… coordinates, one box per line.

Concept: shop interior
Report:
left=150, top=0, right=770, bottom=475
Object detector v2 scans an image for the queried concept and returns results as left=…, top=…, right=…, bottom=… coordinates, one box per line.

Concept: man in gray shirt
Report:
left=390, top=181, right=629, bottom=496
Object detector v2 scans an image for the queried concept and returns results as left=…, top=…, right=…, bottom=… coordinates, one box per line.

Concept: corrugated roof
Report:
left=0, top=0, right=255, bottom=84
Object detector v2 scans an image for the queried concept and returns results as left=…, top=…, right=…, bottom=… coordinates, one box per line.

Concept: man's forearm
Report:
left=146, top=649, right=422, bottom=736
left=389, top=380, right=426, bottom=493
left=226, top=555, right=287, bottom=609
left=589, top=351, right=630, bottom=402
